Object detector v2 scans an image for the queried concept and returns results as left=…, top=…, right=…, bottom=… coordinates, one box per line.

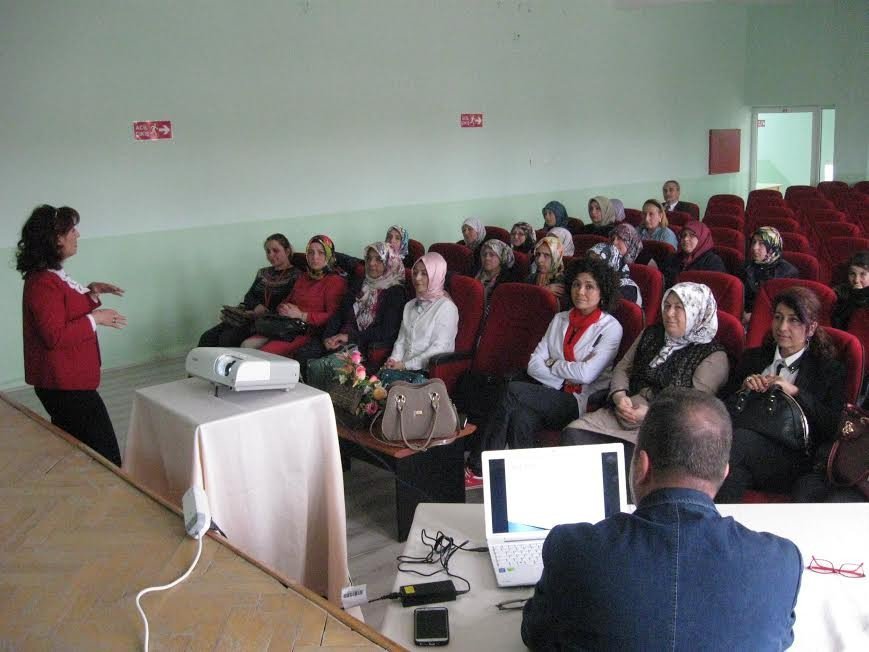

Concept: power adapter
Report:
left=399, top=580, right=457, bottom=607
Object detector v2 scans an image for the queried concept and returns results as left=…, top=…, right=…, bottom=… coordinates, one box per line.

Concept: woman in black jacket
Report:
left=715, top=286, right=845, bottom=502
left=742, top=227, right=798, bottom=326
left=198, top=233, right=300, bottom=346
left=305, top=242, right=407, bottom=384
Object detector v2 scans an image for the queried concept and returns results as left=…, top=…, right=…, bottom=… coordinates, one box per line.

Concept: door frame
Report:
left=750, top=105, right=822, bottom=192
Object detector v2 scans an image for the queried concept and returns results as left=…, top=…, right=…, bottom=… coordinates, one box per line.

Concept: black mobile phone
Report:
left=413, top=606, right=449, bottom=646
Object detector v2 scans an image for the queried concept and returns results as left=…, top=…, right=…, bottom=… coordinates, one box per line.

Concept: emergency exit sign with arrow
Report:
left=133, top=120, right=172, bottom=140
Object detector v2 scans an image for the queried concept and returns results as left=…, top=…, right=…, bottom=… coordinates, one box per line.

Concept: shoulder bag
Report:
left=253, top=314, right=307, bottom=341
left=826, top=403, right=869, bottom=499
left=372, top=379, right=459, bottom=451
left=727, top=386, right=810, bottom=454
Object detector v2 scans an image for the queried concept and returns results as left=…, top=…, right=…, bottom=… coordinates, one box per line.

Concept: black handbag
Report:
left=220, top=305, right=252, bottom=328
left=253, top=315, right=307, bottom=341
left=727, top=386, right=810, bottom=454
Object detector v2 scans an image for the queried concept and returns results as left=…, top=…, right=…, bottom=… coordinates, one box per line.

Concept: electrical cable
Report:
left=135, top=535, right=204, bottom=651
left=395, top=529, right=488, bottom=595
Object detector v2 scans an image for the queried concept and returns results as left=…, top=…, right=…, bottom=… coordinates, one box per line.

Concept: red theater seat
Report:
left=704, top=213, right=744, bottom=231
left=484, top=226, right=511, bottom=244
left=629, top=263, right=664, bottom=326
left=679, top=270, right=744, bottom=319
left=782, top=252, right=820, bottom=282
left=428, top=242, right=473, bottom=276
left=429, top=283, right=557, bottom=395
left=745, top=279, right=838, bottom=347
left=708, top=227, right=745, bottom=252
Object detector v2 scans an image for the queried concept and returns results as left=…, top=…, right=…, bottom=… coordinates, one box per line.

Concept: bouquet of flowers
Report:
left=334, top=349, right=388, bottom=418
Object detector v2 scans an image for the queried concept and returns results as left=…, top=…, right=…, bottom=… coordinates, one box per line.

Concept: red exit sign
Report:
left=133, top=120, right=172, bottom=140
left=460, top=113, right=483, bottom=128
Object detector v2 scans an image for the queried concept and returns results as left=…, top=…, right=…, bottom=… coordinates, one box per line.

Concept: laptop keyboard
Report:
left=491, top=540, right=544, bottom=570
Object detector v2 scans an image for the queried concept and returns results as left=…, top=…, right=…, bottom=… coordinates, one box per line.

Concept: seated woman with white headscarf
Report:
left=527, top=235, right=569, bottom=310
left=460, top=217, right=488, bottom=275
left=561, top=282, right=728, bottom=461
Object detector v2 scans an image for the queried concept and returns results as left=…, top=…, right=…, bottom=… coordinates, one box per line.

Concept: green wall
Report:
left=0, top=0, right=795, bottom=387
left=745, top=0, right=869, bottom=182
left=756, top=112, right=814, bottom=188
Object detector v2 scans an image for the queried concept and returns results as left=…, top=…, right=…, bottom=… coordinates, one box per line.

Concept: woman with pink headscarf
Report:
left=385, top=252, right=459, bottom=372
left=662, top=220, right=726, bottom=288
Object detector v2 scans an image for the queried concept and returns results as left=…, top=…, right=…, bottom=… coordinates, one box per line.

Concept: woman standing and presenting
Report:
left=17, top=205, right=126, bottom=465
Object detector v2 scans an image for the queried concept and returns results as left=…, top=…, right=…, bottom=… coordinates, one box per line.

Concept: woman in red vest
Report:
left=17, top=205, right=127, bottom=465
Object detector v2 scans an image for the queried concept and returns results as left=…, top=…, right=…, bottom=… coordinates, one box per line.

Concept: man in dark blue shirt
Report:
left=521, top=388, right=802, bottom=651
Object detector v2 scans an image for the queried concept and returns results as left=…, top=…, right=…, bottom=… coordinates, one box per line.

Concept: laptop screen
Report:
left=484, top=444, right=627, bottom=536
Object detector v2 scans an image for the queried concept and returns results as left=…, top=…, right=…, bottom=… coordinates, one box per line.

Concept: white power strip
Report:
left=182, top=486, right=211, bottom=539
left=135, top=486, right=211, bottom=650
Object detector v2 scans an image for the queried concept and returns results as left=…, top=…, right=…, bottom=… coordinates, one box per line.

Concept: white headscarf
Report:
left=548, top=227, right=575, bottom=256
left=649, top=282, right=718, bottom=368
left=462, top=218, right=487, bottom=250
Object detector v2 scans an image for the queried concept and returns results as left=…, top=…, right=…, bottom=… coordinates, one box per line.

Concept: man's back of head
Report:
left=631, top=387, right=732, bottom=502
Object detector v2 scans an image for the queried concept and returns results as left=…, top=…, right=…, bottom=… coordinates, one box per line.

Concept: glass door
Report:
left=750, top=106, right=833, bottom=192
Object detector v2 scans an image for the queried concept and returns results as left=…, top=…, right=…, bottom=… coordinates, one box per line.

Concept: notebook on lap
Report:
left=482, top=444, right=628, bottom=587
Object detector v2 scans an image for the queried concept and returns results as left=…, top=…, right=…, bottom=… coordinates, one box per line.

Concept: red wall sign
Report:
left=460, top=113, right=483, bottom=128
left=133, top=120, right=173, bottom=141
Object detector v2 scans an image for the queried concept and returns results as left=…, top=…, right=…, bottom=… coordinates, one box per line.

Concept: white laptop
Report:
left=482, top=444, right=629, bottom=587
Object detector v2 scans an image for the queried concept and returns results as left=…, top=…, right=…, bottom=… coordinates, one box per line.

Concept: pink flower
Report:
left=354, top=365, right=366, bottom=381
left=350, top=350, right=363, bottom=365
left=369, top=375, right=379, bottom=384
left=364, top=401, right=379, bottom=415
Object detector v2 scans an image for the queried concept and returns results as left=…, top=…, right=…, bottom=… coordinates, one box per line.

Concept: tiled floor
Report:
left=3, top=357, right=481, bottom=631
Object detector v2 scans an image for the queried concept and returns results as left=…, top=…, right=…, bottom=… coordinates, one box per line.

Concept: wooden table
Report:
left=336, top=421, right=476, bottom=541
left=0, top=394, right=401, bottom=651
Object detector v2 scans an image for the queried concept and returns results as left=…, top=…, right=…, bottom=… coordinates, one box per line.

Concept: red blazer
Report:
left=23, top=271, right=102, bottom=390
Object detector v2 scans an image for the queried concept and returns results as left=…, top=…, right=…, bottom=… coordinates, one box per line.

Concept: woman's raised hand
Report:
left=742, top=374, right=772, bottom=392
left=93, top=308, right=127, bottom=329
left=88, top=282, right=124, bottom=297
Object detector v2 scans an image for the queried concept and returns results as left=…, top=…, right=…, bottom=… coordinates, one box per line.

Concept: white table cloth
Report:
left=381, top=502, right=869, bottom=650
left=123, top=377, right=350, bottom=604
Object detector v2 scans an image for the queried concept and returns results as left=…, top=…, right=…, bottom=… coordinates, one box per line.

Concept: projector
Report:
left=185, top=347, right=299, bottom=393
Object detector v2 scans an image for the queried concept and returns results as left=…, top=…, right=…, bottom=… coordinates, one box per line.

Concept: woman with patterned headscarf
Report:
left=249, top=235, right=348, bottom=363
left=663, top=220, right=726, bottom=288
left=548, top=226, right=575, bottom=257
left=385, top=225, right=415, bottom=268
left=562, top=282, right=728, bottom=460
left=385, top=252, right=459, bottom=372
left=528, top=236, right=568, bottom=309
left=510, top=221, right=537, bottom=254
left=476, top=239, right=518, bottom=307
left=589, top=243, right=642, bottom=307
left=742, top=226, right=798, bottom=325
left=585, top=196, right=617, bottom=238
left=542, top=201, right=569, bottom=232
left=306, top=242, right=408, bottom=387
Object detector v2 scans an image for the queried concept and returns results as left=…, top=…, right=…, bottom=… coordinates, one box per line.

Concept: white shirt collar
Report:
left=48, top=268, right=90, bottom=295
left=773, top=345, right=806, bottom=370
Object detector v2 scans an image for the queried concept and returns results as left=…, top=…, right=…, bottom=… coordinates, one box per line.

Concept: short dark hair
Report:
left=767, top=286, right=835, bottom=358
left=265, top=233, right=292, bottom=254
left=16, top=204, right=80, bottom=276
left=636, top=388, right=732, bottom=484
left=564, top=256, right=620, bottom=313
left=663, top=179, right=681, bottom=191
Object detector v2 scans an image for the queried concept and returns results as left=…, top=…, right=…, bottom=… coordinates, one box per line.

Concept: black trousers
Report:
left=35, top=388, right=121, bottom=466
left=715, top=427, right=812, bottom=503
left=468, top=381, right=578, bottom=475
left=198, top=322, right=254, bottom=347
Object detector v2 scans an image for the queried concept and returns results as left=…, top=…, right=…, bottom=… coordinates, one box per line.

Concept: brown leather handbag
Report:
left=826, top=403, right=869, bottom=499
left=373, top=379, right=459, bottom=451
